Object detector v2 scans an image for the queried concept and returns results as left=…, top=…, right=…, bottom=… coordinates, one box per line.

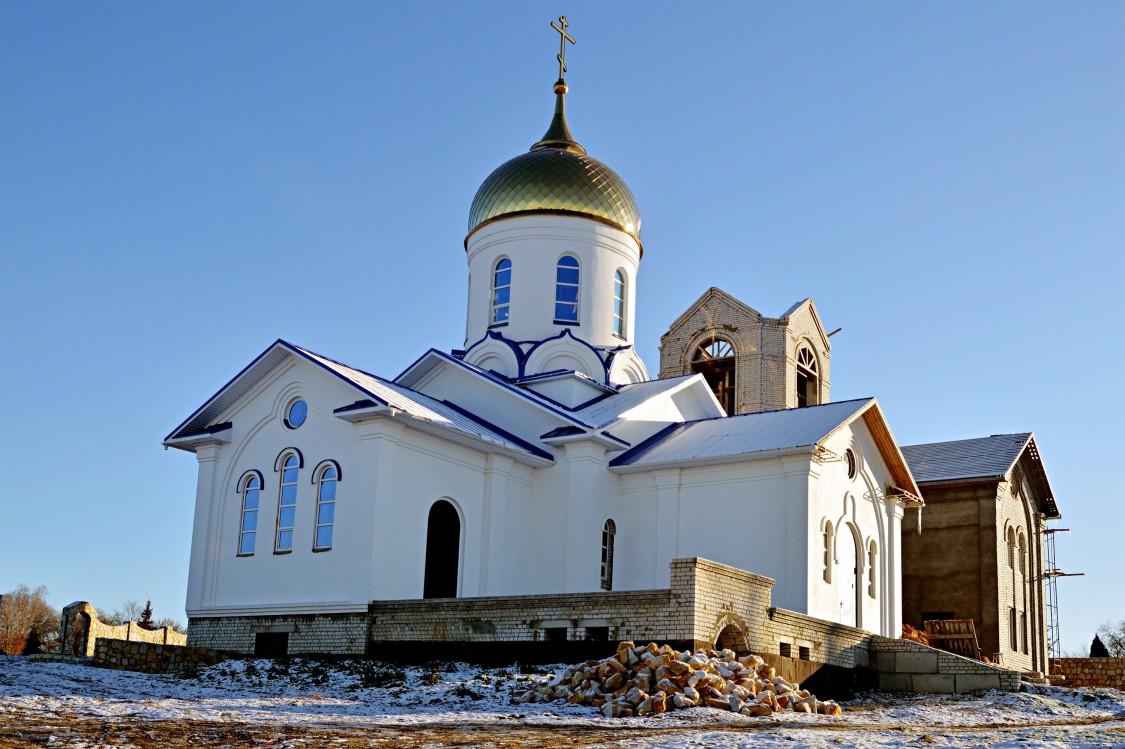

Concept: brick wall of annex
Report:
left=188, top=612, right=368, bottom=656
left=1050, top=658, right=1125, bottom=689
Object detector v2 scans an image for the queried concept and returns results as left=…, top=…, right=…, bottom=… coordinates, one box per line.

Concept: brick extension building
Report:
left=900, top=434, right=1061, bottom=675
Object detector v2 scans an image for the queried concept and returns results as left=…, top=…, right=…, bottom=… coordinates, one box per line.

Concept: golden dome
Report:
left=467, top=84, right=642, bottom=245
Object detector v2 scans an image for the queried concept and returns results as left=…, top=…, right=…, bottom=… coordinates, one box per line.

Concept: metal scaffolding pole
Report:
left=1042, top=526, right=1083, bottom=662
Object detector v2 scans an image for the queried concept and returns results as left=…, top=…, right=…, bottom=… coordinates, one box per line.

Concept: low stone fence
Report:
left=61, top=602, right=186, bottom=658
left=1050, top=658, right=1125, bottom=689
left=870, top=636, right=1022, bottom=693
left=93, top=638, right=231, bottom=674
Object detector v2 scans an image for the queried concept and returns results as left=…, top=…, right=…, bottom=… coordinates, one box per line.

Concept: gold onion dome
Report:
left=467, top=80, right=642, bottom=246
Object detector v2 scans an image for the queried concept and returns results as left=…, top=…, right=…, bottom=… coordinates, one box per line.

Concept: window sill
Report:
left=612, top=332, right=627, bottom=342
left=553, top=320, right=580, bottom=327
left=273, top=549, right=293, bottom=555
left=488, top=321, right=509, bottom=329
left=236, top=553, right=254, bottom=558
left=312, top=547, right=333, bottom=553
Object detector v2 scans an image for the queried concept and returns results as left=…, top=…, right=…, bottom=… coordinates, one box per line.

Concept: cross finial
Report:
left=551, top=16, right=575, bottom=81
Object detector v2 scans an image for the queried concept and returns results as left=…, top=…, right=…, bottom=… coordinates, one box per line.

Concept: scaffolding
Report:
left=1042, top=526, right=1083, bottom=662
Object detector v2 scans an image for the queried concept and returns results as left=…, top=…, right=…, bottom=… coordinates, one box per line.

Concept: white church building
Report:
left=166, top=29, right=924, bottom=663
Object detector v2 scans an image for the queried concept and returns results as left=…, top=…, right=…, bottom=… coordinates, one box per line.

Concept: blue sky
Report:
left=1, top=1, right=1121, bottom=654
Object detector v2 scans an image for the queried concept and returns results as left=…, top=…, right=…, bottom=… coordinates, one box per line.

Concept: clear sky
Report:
left=1, top=1, right=1121, bottom=654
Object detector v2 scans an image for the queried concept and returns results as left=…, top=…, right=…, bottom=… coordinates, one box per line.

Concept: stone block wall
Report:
left=60, top=602, right=186, bottom=658
left=870, top=635, right=1021, bottom=693
left=188, top=612, right=368, bottom=656
left=93, top=638, right=230, bottom=674
left=765, top=608, right=871, bottom=669
left=370, top=589, right=680, bottom=645
left=1050, top=658, right=1125, bottom=689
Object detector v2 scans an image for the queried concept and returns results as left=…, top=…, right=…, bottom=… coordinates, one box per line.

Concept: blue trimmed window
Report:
left=613, top=270, right=626, bottom=337
left=276, top=454, right=299, bottom=552
left=314, top=465, right=337, bottom=551
left=554, top=256, right=580, bottom=323
left=238, top=474, right=261, bottom=555
left=491, top=258, right=511, bottom=325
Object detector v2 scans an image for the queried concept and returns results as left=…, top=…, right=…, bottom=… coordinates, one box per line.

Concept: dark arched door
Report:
left=423, top=500, right=460, bottom=598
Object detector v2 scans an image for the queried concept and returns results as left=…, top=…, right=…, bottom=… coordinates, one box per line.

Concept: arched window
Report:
left=868, top=541, right=878, bottom=598
left=1007, top=527, right=1016, bottom=569
left=491, top=258, right=511, bottom=325
left=554, top=256, right=580, bottom=323
left=313, top=464, right=337, bottom=551
left=796, top=346, right=819, bottom=407
left=845, top=449, right=857, bottom=479
left=1017, top=532, right=1026, bottom=575
left=613, top=270, right=626, bottom=337
left=601, top=519, right=616, bottom=591
left=822, top=521, right=834, bottom=583
left=691, top=337, right=736, bottom=414
left=237, top=473, right=262, bottom=556
left=276, top=453, right=299, bottom=552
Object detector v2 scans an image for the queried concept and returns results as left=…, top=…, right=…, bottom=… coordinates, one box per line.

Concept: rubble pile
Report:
left=514, top=640, right=843, bottom=718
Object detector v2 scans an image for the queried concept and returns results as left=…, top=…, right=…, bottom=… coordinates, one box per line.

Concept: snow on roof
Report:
left=573, top=374, right=700, bottom=429
left=611, top=398, right=875, bottom=469
left=166, top=340, right=551, bottom=462
left=901, top=433, right=1032, bottom=484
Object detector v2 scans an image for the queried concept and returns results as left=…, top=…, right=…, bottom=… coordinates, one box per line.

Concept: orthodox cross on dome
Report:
left=551, top=16, right=575, bottom=81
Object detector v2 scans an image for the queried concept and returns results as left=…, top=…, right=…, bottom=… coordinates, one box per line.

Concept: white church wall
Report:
left=188, top=357, right=375, bottom=615
left=806, top=423, right=901, bottom=637
left=464, top=216, right=642, bottom=376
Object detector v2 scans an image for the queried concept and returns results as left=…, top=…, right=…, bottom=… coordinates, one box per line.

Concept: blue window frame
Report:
left=554, top=256, right=580, bottom=323
left=238, top=474, right=261, bottom=556
left=613, top=270, right=626, bottom=337
left=285, top=399, right=307, bottom=429
left=491, top=258, right=511, bottom=325
left=276, top=454, right=299, bottom=552
left=314, top=465, right=337, bottom=550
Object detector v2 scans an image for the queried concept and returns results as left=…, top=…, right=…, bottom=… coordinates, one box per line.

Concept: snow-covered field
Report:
left=1, top=655, right=1124, bottom=748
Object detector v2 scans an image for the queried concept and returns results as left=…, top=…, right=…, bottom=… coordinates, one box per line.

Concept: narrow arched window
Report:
left=1007, top=527, right=1016, bottom=569
left=823, top=522, right=834, bottom=583
left=868, top=541, right=878, bottom=598
left=554, top=256, right=580, bottom=323
left=613, top=270, right=626, bottom=337
left=796, top=346, right=819, bottom=407
left=1017, top=532, right=1026, bottom=575
left=491, top=258, right=511, bottom=325
left=313, top=465, right=337, bottom=551
left=276, top=454, right=299, bottom=552
left=238, top=474, right=261, bottom=556
left=601, top=519, right=616, bottom=591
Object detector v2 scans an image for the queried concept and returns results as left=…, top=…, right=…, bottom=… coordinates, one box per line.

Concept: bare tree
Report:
left=155, top=617, right=186, bottom=634
left=102, top=600, right=143, bottom=626
left=0, top=585, right=60, bottom=654
left=1096, top=620, right=1125, bottom=658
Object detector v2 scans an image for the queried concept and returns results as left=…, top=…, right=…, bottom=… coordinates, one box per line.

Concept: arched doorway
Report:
left=423, top=500, right=460, bottom=599
left=838, top=526, right=860, bottom=628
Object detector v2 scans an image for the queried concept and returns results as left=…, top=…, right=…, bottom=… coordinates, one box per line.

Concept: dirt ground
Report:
left=3, top=706, right=1124, bottom=749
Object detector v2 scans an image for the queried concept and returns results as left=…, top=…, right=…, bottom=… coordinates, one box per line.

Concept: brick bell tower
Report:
left=658, top=287, right=832, bottom=415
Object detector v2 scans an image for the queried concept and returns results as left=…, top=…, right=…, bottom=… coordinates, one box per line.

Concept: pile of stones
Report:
left=514, top=640, right=843, bottom=718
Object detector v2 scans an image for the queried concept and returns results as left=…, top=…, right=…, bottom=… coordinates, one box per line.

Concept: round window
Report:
left=285, top=399, right=308, bottom=429
left=845, top=449, right=857, bottom=479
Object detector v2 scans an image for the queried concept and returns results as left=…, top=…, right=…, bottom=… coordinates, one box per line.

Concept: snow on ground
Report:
left=2, top=655, right=1124, bottom=748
